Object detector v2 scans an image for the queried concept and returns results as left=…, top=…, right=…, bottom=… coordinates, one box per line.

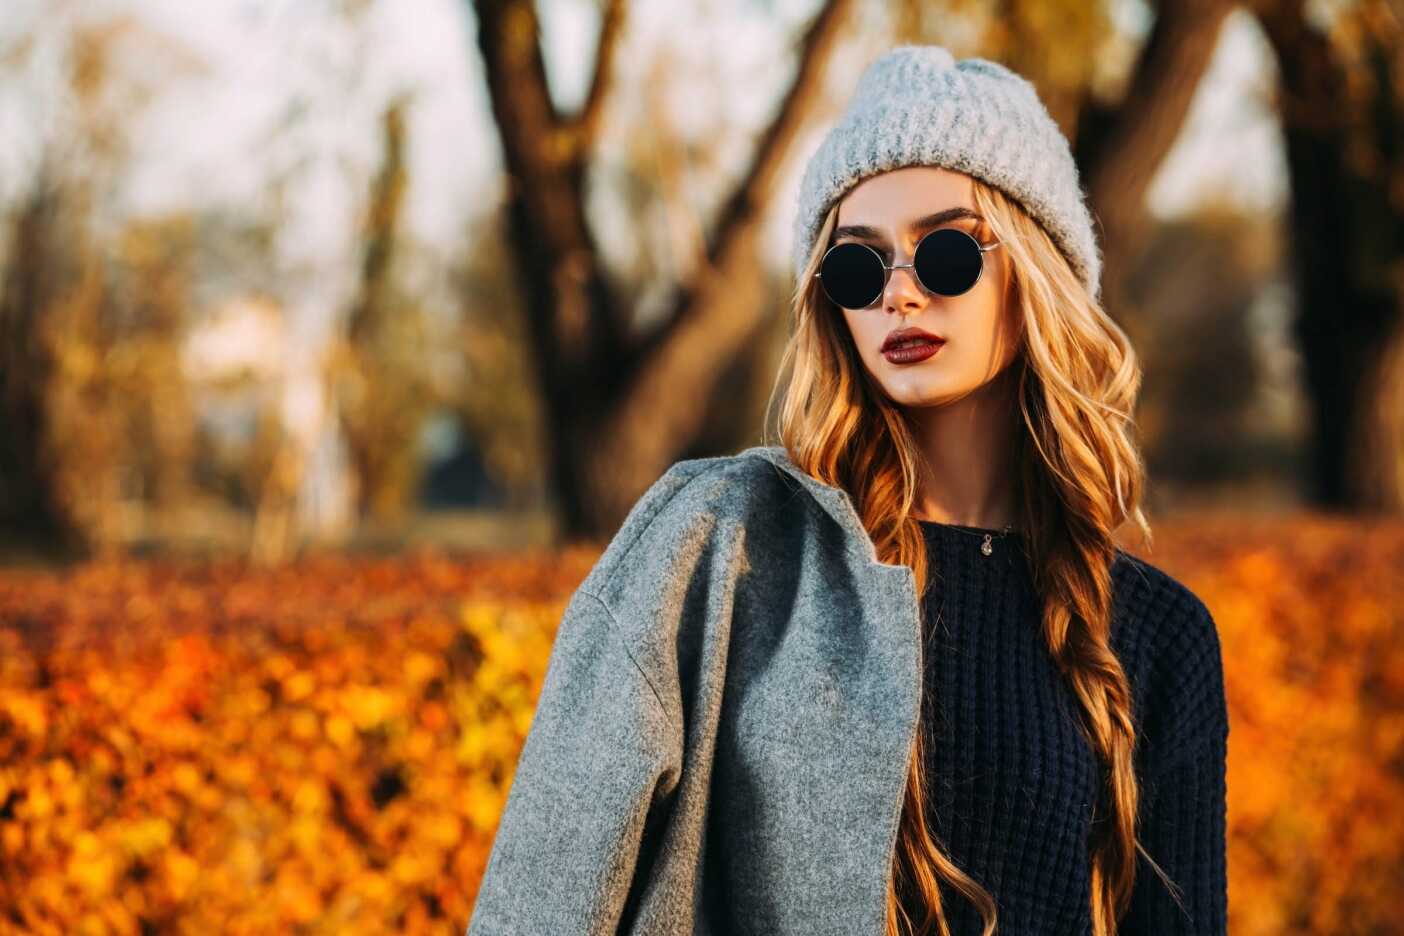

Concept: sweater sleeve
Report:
left=1119, top=598, right=1230, bottom=935
left=465, top=587, right=684, bottom=936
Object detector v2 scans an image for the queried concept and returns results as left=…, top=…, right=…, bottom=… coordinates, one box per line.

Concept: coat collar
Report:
left=741, top=444, right=917, bottom=589
left=738, top=443, right=924, bottom=915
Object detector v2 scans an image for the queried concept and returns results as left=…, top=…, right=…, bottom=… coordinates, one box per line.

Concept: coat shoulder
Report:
left=580, top=449, right=803, bottom=602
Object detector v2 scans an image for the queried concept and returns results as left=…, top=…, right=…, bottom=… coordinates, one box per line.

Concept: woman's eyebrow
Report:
left=834, top=207, right=982, bottom=241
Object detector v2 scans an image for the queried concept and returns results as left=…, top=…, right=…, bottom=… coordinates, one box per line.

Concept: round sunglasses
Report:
left=813, top=227, right=1001, bottom=309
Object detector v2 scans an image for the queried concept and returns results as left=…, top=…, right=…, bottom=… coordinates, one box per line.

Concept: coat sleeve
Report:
left=464, top=586, right=684, bottom=936
left=1120, top=600, right=1230, bottom=935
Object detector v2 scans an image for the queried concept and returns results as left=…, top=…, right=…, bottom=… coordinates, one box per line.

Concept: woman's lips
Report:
left=882, top=338, right=945, bottom=364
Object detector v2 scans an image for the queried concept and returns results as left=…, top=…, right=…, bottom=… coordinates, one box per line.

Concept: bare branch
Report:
left=625, top=0, right=857, bottom=370
left=584, top=0, right=858, bottom=523
left=1077, top=0, right=1235, bottom=258
left=569, top=0, right=629, bottom=154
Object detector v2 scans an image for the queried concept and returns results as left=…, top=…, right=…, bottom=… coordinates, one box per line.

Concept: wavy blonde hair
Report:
left=763, top=176, right=1185, bottom=936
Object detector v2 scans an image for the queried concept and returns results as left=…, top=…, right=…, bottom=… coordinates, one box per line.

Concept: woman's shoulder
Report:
left=1110, top=548, right=1219, bottom=653
left=1110, top=548, right=1228, bottom=763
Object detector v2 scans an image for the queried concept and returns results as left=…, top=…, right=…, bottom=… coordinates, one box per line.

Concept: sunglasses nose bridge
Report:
left=883, top=260, right=926, bottom=306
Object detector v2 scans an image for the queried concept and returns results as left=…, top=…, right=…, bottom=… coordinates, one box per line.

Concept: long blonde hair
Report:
left=763, top=176, right=1185, bottom=936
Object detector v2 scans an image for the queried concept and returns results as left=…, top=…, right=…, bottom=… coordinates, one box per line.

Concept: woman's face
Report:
left=830, top=166, right=1020, bottom=407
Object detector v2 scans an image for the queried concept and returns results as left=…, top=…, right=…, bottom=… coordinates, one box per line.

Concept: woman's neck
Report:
left=908, top=368, right=1018, bottom=529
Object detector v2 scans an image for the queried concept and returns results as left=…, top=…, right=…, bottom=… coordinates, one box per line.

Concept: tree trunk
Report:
left=1074, top=0, right=1235, bottom=344
left=0, top=173, right=74, bottom=552
left=472, top=0, right=855, bottom=537
left=1255, top=0, right=1404, bottom=510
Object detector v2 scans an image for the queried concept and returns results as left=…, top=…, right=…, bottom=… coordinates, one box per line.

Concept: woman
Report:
left=465, top=45, right=1228, bottom=936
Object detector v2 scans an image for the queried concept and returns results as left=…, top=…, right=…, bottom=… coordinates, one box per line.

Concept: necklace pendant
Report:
left=981, top=534, right=993, bottom=556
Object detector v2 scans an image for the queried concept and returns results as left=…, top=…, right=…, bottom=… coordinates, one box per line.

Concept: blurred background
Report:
left=0, top=0, right=1400, bottom=933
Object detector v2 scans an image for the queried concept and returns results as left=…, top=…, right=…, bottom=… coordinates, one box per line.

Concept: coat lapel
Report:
left=718, top=444, right=924, bottom=930
left=744, top=445, right=911, bottom=573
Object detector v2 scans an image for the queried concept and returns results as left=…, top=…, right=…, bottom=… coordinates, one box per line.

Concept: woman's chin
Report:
left=880, top=379, right=959, bottom=408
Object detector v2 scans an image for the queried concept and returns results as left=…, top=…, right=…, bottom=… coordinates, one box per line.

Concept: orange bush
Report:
left=0, top=546, right=600, bottom=936
left=0, top=514, right=1399, bottom=934
left=1135, top=513, right=1404, bottom=935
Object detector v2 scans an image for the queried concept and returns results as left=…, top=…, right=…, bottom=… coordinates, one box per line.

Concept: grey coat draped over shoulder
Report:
left=462, top=444, right=1224, bottom=935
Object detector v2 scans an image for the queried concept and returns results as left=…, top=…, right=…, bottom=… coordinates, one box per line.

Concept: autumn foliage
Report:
left=0, top=546, right=601, bottom=935
left=0, top=515, right=1400, bottom=934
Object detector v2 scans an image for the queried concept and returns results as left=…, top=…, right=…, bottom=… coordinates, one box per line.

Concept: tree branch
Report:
left=584, top=0, right=858, bottom=522
left=1076, top=0, right=1235, bottom=262
left=568, top=0, right=629, bottom=155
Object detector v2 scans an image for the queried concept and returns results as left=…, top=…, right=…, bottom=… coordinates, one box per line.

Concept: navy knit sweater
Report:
left=901, top=520, right=1229, bottom=935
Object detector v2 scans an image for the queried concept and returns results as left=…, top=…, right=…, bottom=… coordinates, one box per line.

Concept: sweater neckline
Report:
left=917, top=519, right=1021, bottom=537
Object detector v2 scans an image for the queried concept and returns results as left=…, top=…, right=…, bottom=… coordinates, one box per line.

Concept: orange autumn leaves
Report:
left=1152, top=514, right=1404, bottom=935
left=0, top=518, right=1401, bottom=935
left=0, top=548, right=599, bottom=935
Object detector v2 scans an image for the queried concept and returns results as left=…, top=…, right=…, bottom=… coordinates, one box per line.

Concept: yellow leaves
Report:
left=1, top=691, right=48, bottom=738
left=170, top=762, right=204, bottom=800
left=462, top=777, right=506, bottom=834
left=67, top=831, right=117, bottom=896
left=403, top=649, right=442, bottom=687
left=289, top=708, right=321, bottom=741
left=291, top=779, right=328, bottom=815
left=0, top=550, right=587, bottom=932
left=1, top=823, right=23, bottom=856
left=118, top=817, right=173, bottom=858
left=1228, top=547, right=1281, bottom=591
left=23, top=784, right=55, bottom=821
left=325, top=713, right=357, bottom=749
left=283, top=670, right=316, bottom=703
left=405, top=728, right=435, bottom=761
left=456, top=723, right=490, bottom=766
left=340, top=684, right=399, bottom=731
left=289, top=814, right=323, bottom=854
left=8, top=525, right=1396, bottom=932
left=421, top=811, right=462, bottom=850
left=222, top=754, right=257, bottom=790
left=389, top=850, right=429, bottom=887
left=459, top=600, right=499, bottom=639
left=164, top=849, right=200, bottom=901
left=276, top=872, right=323, bottom=924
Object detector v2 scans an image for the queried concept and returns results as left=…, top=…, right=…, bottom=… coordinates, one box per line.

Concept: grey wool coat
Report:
left=462, top=444, right=1182, bottom=935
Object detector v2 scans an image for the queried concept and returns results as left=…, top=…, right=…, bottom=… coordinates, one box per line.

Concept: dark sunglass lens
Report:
left=915, top=228, right=984, bottom=296
left=819, top=243, right=884, bottom=309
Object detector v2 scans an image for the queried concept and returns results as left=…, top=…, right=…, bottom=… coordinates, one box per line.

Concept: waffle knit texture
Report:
left=464, top=445, right=1228, bottom=936
left=793, top=44, right=1104, bottom=302
left=906, top=520, right=1229, bottom=934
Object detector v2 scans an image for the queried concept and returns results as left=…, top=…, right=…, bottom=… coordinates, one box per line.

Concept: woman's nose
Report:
left=884, top=262, right=926, bottom=311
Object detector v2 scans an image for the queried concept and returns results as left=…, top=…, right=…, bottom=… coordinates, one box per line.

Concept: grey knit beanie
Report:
left=792, top=44, right=1102, bottom=302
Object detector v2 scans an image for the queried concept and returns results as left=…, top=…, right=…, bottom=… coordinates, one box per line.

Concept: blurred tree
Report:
left=1126, top=202, right=1290, bottom=505
left=0, top=15, right=204, bottom=557
left=329, top=97, right=444, bottom=527
left=451, top=208, right=549, bottom=510
left=0, top=166, right=78, bottom=552
left=471, top=0, right=859, bottom=537
left=117, top=214, right=200, bottom=526
left=1071, top=0, right=1237, bottom=327
left=1253, top=0, right=1404, bottom=511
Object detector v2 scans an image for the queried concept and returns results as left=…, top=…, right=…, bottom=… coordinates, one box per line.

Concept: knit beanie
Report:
left=792, top=44, right=1103, bottom=302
